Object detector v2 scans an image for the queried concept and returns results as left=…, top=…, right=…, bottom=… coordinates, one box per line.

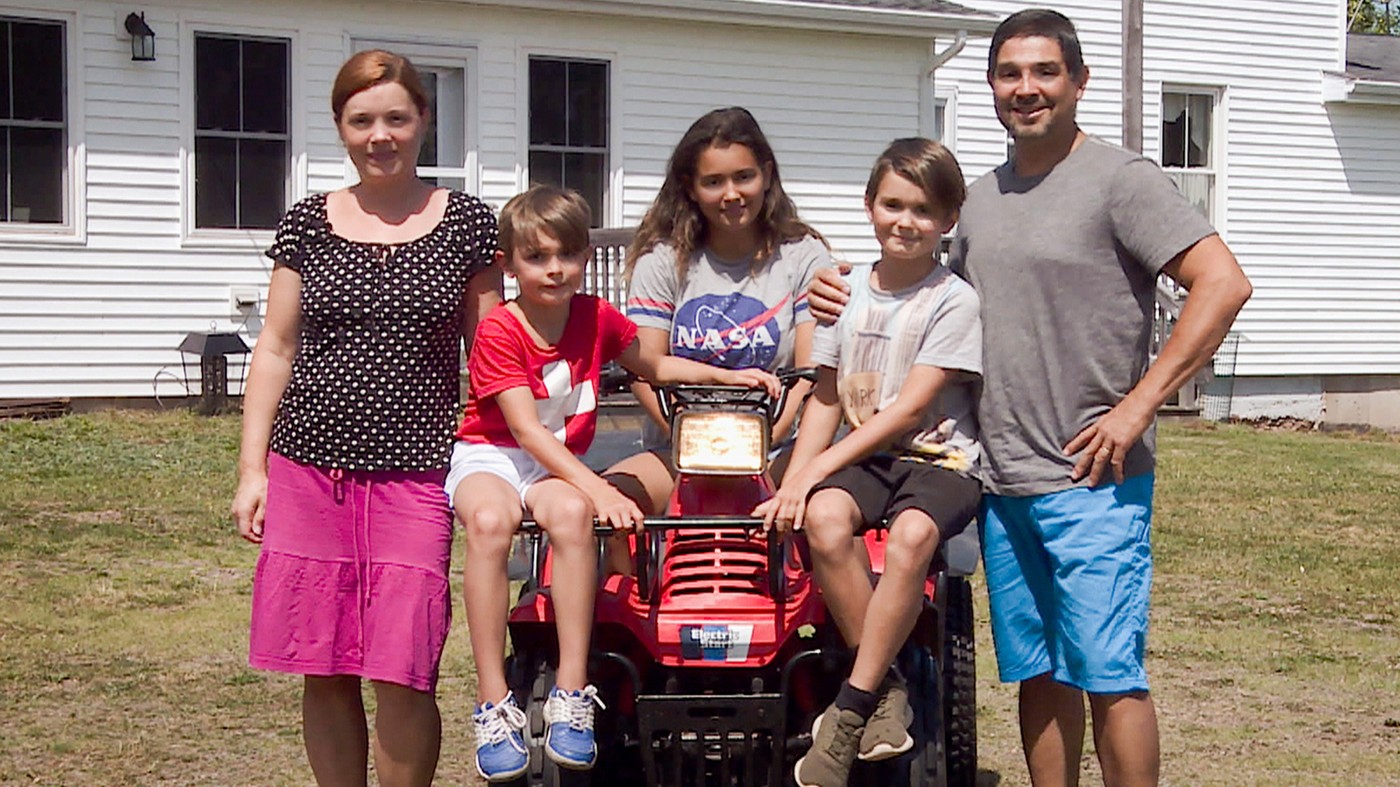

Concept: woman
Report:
left=606, top=106, right=830, bottom=514
left=231, top=50, right=499, bottom=786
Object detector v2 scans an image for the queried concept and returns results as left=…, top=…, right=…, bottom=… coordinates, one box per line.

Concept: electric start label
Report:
left=679, top=624, right=755, bottom=662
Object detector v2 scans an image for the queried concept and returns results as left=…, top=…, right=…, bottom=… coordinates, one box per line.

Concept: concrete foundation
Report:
left=1212, top=374, right=1400, bottom=428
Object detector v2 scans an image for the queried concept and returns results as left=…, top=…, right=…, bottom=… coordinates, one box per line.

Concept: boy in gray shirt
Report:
left=755, top=138, right=982, bottom=787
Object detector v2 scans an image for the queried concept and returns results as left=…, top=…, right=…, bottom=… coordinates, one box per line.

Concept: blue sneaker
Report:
left=473, top=692, right=528, bottom=782
left=543, top=684, right=605, bottom=769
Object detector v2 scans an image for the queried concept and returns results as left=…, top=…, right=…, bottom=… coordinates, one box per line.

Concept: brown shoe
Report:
left=795, top=702, right=865, bottom=787
left=858, top=672, right=914, bottom=761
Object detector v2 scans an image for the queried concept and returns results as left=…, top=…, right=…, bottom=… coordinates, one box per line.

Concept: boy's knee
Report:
left=461, top=505, right=518, bottom=548
left=536, top=494, right=595, bottom=544
left=888, top=511, right=939, bottom=559
left=804, top=493, right=860, bottom=556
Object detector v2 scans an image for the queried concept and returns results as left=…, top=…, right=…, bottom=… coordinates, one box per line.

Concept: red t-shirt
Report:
left=456, top=295, right=638, bottom=455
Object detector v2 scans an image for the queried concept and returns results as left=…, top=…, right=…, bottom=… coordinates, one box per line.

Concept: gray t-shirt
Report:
left=949, top=135, right=1215, bottom=496
left=627, top=235, right=829, bottom=447
left=812, top=264, right=982, bottom=476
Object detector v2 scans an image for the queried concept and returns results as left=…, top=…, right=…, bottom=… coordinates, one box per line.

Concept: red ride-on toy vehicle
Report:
left=505, top=372, right=978, bottom=787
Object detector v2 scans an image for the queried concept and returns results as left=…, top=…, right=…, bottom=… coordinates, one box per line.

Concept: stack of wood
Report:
left=0, top=399, right=71, bottom=421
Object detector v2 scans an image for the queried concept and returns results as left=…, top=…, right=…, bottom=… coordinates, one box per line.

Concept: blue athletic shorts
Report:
left=980, top=473, right=1154, bottom=694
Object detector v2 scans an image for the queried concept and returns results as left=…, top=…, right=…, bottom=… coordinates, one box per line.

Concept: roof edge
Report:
left=1324, top=69, right=1400, bottom=105
left=440, top=0, right=1001, bottom=36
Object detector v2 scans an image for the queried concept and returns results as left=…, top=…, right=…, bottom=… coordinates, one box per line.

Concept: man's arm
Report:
left=1066, top=234, right=1252, bottom=485
left=806, top=264, right=854, bottom=326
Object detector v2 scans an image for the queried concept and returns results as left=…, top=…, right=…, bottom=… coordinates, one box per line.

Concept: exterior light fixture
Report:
left=124, top=12, right=155, bottom=62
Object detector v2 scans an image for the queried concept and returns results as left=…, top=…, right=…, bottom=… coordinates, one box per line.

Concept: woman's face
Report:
left=688, top=142, right=770, bottom=241
left=337, top=81, right=427, bottom=183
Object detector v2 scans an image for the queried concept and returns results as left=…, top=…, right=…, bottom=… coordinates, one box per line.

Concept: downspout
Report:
left=921, top=30, right=967, bottom=139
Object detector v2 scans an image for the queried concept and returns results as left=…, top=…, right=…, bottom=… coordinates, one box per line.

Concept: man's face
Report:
left=988, top=35, right=1087, bottom=143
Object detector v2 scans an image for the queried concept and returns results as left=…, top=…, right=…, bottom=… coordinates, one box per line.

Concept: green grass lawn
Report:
left=1, top=413, right=1397, bottom=785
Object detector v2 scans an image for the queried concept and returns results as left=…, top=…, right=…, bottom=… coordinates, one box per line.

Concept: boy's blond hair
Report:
left=499, top=184, right=591, bottom=260
left=864, top=138, right=966, bottom=222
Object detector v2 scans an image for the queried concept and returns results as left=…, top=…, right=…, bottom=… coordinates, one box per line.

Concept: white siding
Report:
left=0, top=0, right=938, bottom=398
left=936, top=0, right=1400, bottom=380
left=6, top=0, right=1398, bottom=400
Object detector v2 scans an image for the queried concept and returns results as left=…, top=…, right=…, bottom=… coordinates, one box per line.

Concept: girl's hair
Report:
left=865, top=137, right=966, bottom=220
left=498, top=184, right=592, bottom=261
left=625, top=107, right=824, bottom=282
left=331, top=49, right=430, bottom=121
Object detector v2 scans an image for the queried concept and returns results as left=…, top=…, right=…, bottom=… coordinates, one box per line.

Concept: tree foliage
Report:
left=1349, top=0, right=1400, bottom=35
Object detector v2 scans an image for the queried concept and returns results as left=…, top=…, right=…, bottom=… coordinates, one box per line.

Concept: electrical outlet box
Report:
left=230, top=287, right=260, bottom=316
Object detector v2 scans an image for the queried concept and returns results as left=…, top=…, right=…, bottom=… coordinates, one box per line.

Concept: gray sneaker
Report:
left=858, top=672, right=914, bottom=761
left=795, top=702, right=865, bottom=787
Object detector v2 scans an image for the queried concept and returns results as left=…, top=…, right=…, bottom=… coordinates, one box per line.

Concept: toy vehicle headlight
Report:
left=673, top=411, right=768, bottom=474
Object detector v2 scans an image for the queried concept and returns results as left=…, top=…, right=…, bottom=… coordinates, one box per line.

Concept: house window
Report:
left=194, top=33, right=289, bottom=230
left=0, top=17, right=66, bottom=224
left=416, top=66, right=468, bottom=191
left=528, top=57, right=608, bottom=226
left=1161, top=89, right=1217, bottom=221
left=351, top=41, right=475, bottom=193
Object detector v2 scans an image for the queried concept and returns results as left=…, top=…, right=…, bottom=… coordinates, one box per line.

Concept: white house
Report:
left=0, top=0, right=998, bottom=406
left=933, top=1, right=1400, bottom=426
left=2, top=0, right=1399, bottom=426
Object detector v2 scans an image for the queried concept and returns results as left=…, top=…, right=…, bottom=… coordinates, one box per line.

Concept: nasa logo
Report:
left=671, top=293, right=785, bottom=369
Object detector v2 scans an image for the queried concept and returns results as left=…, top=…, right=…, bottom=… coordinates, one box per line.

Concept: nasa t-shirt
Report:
left=626, top=236, right=828, bottom=448
left=626, top=235, right=828, bottom=372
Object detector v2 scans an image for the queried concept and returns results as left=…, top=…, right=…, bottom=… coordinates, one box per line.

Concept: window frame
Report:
left=180, top=17, right=302, bottom=247
left=0, top=7, right=83, bottom=244
left=518, top=45, right=621, bottom=227
left=1158, top=83, right=1227, bottom=232
left=349, top=38, right=480, bottom=194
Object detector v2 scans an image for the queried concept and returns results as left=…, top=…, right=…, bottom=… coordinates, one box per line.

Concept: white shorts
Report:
left=445, top=441, right=551, bottom=508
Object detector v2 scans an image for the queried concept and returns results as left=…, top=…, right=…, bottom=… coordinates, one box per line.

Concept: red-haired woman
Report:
left=231, top=50, right=499, bottom=786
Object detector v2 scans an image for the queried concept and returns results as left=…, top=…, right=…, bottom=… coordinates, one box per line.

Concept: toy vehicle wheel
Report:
left=507, top=656, right=594, bottom=787
left=896, top=641, right=949, bottom=787
left=942, top=576, right=977, bottom=787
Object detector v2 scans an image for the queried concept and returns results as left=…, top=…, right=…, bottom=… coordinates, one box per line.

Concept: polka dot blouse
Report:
left=266, top=190, right=498, bottom=472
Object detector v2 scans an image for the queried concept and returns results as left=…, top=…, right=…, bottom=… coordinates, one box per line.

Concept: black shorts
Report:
left=812, top=454, right=981, bottom=541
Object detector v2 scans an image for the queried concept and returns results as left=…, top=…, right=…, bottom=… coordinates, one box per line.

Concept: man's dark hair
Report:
left=988, top=9, right=1086, bottom=81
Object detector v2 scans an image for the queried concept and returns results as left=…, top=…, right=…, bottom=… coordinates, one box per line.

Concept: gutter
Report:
left=440, top=0, right=1001, bottom=37
left=1323, top=70, right=1400, bottom=105
left=926, top=29, right=968, bottom=77
left=919, top=30, right=967, bottom=139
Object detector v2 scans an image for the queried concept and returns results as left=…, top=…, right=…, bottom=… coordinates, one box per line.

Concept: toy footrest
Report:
left=635, top=693, right=786, bottom=787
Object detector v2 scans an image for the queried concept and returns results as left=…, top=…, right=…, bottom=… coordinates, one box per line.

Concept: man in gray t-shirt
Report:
left=811, top=10, right=1251, bottom=786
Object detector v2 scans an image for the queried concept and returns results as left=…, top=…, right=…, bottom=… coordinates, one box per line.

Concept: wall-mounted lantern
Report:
left=124, top=12, right=155, bottom=62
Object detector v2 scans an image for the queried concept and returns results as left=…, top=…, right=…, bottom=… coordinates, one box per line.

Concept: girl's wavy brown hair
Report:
left=625, top=107, right=825, bottom=283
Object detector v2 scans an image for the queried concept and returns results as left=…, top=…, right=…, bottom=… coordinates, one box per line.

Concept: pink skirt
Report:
left=249, top=453, right=453, bottom=693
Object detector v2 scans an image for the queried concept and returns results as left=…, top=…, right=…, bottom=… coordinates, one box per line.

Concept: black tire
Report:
left=513, top=657, right=593, bottom=787
left=942, top=577, right=977, bottom=787
left=879, top=642, right=947, bottom=787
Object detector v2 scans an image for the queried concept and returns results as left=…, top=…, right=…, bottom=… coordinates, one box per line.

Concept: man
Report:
left=808, top=9, right=1252, bottom=786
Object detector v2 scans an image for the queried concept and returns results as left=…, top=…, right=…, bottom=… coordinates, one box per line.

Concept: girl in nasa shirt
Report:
left=607, top=107, right=831, bottom=515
